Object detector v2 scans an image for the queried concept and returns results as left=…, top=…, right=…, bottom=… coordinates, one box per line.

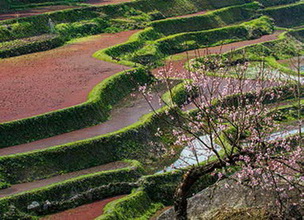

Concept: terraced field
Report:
left=0, top=0, right=303, bottom=219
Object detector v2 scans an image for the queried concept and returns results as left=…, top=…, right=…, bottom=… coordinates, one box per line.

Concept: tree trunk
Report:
left=174, top=154, right=241, bottom=219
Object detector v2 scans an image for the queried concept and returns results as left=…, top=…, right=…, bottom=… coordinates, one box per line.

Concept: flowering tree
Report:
left=141, top=54, right=303, bottom=219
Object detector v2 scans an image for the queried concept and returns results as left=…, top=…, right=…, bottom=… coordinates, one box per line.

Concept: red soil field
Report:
left=0, top=0, right=132, bottom=21
left=0, top=5, right=79, bottom=21
left=0, top=32, right=282, bottom=156
left=0, top=10, right=209, bottom=124
left=0, top=30, right=137, bottom=123
left=0, top=86, right=164, bottom=155
left=0, top=161, right=127, bottom=198
left=86, top=0, right=131, bottom=5
left=42, top=195, right=126, bottom=220
left=176, top=10, right=207, bottom=18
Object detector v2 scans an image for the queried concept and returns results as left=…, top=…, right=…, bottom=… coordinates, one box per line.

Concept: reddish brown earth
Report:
left=0, top=33, right=282, bottom=156
left=0, top=0, right=132, bottom=21
left=176, top=10, right=207, bottom=18
left=0, top=30, right=138, bottom=123
left=42, top=195, right=126, bottom=220
left=86, top=0, right=131, bottom=5
left=0, top=5, right=79, bottom=21
left=0, top=86, right=164, bottom=156
left=152, top=31, right=283, bottom=77
left=0, top=161, right=127, bottom=198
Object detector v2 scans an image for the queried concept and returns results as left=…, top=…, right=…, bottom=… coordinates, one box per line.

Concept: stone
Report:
left=27, top=201, right=40, bottom=210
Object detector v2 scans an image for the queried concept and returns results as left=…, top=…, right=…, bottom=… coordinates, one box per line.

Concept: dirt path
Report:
left=0, top=84, right=165, bottom=156
left=0, top=161, right=127, bottom=198
left=0, top=30, right=137, bottom=123
left=42, top=195, right=126, bottom=220
left=152, top=31, right=283, bottom=77
left=0, top=0, right=131, bottom=21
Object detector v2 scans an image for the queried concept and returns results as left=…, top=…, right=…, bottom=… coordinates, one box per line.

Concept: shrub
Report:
left=55, top=18, right=110, bottom=39
left=257, top=0, right=299, bottom=7
left=156, top=16, right=274, bottom=55
left=262, top=2, right=304, bottom=27
left=97, top=190, right=163, bottom=220
left=0, top=105, right=176, bottom=184
left=0, top=35, right=64, bottom=58
left=151, top=2, right=261, bottom=36
left=96, top=3, right=268, bottom=67
left=0, top=161, right=143, bottom=218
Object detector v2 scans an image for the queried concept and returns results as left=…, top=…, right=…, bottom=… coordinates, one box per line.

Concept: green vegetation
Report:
left=258, top=0, right=299, bottom=7
left=0, top=0, right=303, bottom=219
left=0, top=83, right=301, bottom=218
left=102, top=0, right=252, bottom=18
left=0, top=104, right=175, bottom=184
left=156, top=16, right=273, bottom=55
left=272, top=99, right=304, bottom=122
left=0, top=8, right=100, bottom=42
left=5, top=0, right=81, bottom=5
left=0, top=0, right=302, bottom=58
left=151, top=2, right=260, bottom=36
left=94, top=2, right=272, bottom=66
left=97, top=169, right=218, bottom=219
left=0, top=2, right=269, bottom=147
left=290, top=27, right=304, bottom=42
left=262, top=1, right=304, bottom=27
left=98, top=190, right=163, bottom=220
left=191, top=29, right=304, bottom=77
left=0, top=34, right=64, bottom=58
left=96, top=15, right=274, bottom=66
left=0, top=0, right=254, bottom=42
left=54, top=17, right=110, bottom=39
left=0, top=160, right=143, bottom=219
left=0, top=82, right=300, bottom=185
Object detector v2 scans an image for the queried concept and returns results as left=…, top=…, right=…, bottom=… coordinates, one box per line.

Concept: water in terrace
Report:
left=160, top=127, right=302, bottom=173
left=158, top=64, right=303, bottom=172
left=278, top=56, right=304, bottom=73
left=159, top=135, right=221, bottom=173
left=267, top=127, right=304, bottom=141
left=228, top=65, right=304, bottom=84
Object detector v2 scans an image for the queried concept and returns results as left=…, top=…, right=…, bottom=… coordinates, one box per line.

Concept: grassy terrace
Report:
left=0, top=2, right=268, bottom=148
left=0, top=0, right=303, bottom=219
left=93, top=2, right=269, bottom=66
left=1, top=82, right=301, bottom=219
left=189, top=28, right=304, bottom=78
